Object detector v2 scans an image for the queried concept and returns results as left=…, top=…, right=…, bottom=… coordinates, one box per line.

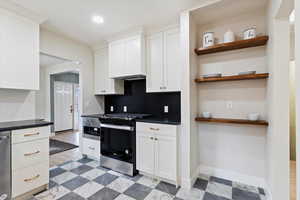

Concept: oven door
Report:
left=100, top=123, right=135, bottom=163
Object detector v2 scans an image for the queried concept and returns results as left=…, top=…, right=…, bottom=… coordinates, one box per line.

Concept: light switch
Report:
left=164, top=106, right=169, bottom=113
left=123, top=106, right=127, bottom=112
left=110, top=106, right=114, bottom=112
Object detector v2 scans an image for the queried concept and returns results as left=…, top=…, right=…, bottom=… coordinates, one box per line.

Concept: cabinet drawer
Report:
left=82, top=138, right=100, bottom=159
left=12, top=138, right=49, bottom=170
left=136, top=122, right=177, bottom=137
left=12, top=162, right=49, bottom=198
left=12, top=126, right=50, bottom=144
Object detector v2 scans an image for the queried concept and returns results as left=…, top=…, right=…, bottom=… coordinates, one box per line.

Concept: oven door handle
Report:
left=100, top=124, right=134, bottom=131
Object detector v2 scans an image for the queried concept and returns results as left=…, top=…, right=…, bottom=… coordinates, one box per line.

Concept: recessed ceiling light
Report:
left=92, top=15, right=104, bottom=24
left=290, top=10, right=295, bottom=23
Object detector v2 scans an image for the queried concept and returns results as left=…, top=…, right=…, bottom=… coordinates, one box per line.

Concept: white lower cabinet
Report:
left=11, top=126, right=50, bottom=198
left=12, top=162, right=49, bottom=198
left=82, top=137, right=100, bottom=159
left=136, top=122, right=178, bottom=184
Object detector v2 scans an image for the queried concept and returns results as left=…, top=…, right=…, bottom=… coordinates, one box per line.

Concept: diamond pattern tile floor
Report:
left=33, top=158, right=266, bottom=200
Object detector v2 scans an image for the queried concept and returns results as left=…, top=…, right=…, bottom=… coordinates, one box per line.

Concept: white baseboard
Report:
left=181, top=167, right=200, bottom=189
left=198, top=164, right=267, bottom=189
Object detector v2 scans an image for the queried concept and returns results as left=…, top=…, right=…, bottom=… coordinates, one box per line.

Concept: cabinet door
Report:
left=0, top=10, right=39, bottom=90
left=136, top=133, right=155, bottom=174
left=124, top=36, right=142, bottom=77
left=155, top=135, right=177, bottom=181
left=109, top=40, right=125, bottom=78
left=164, top=28, right=181, bottom=92
left=95, top=50, right=109, bottom=94
left=82, top=138, right=100, bottom=159
left=146, top=33, right=164, bottom=93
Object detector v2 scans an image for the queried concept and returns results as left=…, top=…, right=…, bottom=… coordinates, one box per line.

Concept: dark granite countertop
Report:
left=136, top=117, right=181, bottom=125
left=0, top=119, right=53, bottom=132
left=81, top=114, right=180, bottom=125
left=81, top=114, right=104, bottom=118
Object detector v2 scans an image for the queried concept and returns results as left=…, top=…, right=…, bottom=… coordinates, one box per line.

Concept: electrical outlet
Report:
left=123, top=106, right=127, bottom=112
left=110, top=106, right=114, bottom=112
left=164, top=106, right=169, bottom=113
left=226, top=101, right=233, bottom=109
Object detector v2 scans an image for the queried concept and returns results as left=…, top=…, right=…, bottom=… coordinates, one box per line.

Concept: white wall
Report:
left=0, top=89, right=36, bottom=122
left=266, top=0, right=292, bottom=199
left=40, top=29, right=104, bottom=117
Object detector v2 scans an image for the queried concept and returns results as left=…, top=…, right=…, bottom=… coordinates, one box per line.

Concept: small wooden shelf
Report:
left=195, top=36, right=269, bottom=55
left=195, top=73, right=269, bottom=83
left=195, top=117, right=269, bottom=126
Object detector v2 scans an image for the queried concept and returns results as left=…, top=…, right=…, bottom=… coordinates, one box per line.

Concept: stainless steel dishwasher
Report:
left=0, top=131, right=11, bottom=200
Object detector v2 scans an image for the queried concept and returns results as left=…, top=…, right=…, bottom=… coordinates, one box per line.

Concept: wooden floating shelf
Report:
left=195, top=73, right=269, bottom=83
left=195, top=117, right=269, bottom=126
left=195, top=36, right=269, bottom=55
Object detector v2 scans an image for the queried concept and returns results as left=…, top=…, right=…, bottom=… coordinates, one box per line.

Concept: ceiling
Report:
left=191, top=0, right=268, bottom=25
left=11, top=0, right=202, bottom=46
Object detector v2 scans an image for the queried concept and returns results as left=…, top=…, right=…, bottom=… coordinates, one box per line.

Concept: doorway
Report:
left=52, top=72, right=80, bottom=132
left=38, top=52, right=82, bottom=165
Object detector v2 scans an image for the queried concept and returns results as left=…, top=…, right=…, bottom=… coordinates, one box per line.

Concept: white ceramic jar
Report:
left=224, top=30, right=235, bottom=43
left=243, top=27, right=256, bottom=40
left=203, top=32, right=214, bottom=48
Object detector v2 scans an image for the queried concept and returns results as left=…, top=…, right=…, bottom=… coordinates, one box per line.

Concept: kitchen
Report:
left=0, top=0, right=294, bottom=200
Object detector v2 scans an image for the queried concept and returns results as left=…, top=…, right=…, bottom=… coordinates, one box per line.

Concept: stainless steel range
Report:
left=99, top=113, right=151, bottom=176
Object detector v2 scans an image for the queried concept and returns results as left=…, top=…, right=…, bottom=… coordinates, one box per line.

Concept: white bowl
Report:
left=248, top=113, right=260, bottom=121
left=238, top=71, right=256, bottom=75
left=202, top=73, right=222, bottom=78
left=202, top=112, right=211, bottom=118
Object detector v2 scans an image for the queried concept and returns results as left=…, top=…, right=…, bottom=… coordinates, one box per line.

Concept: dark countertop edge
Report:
left=135, top=118, right=181, bottom=125
left=81, top=114, right=104, bottom=118
left=0, top=120, right=53, bottom=132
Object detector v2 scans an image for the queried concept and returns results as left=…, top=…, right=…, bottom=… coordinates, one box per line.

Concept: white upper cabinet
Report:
left=146, top=33, right=164, bottom=92
left=94, top=48, right=124, bottom=95
left=0, top=9, right=39, bottom=90
left=109, top=34, right=146, bottom=79
left=146, top=27, right=181, bottom=93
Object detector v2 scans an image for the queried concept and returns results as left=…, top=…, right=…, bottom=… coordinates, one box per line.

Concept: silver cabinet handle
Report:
left=0, top=136, right=9, bottom=140
left=100, top=124, right=134, bottom=131
left=89, top=147, right=95, bottom=150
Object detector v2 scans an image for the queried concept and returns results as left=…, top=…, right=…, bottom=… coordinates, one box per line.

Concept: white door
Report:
left=155, top=135, right=177, bottom=181
left=73, top=84, right=80, bottom=130
left=146, top=32, right=164, bottom=92
left=136, top=133, right=155, bottom=174
left=109, top=40, right=125, bottom=78
left=164, top=28, right=181, bottom=91
left=124, top=36, right=141, bottom=77
left=54, top=81, right=73, bottom=132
